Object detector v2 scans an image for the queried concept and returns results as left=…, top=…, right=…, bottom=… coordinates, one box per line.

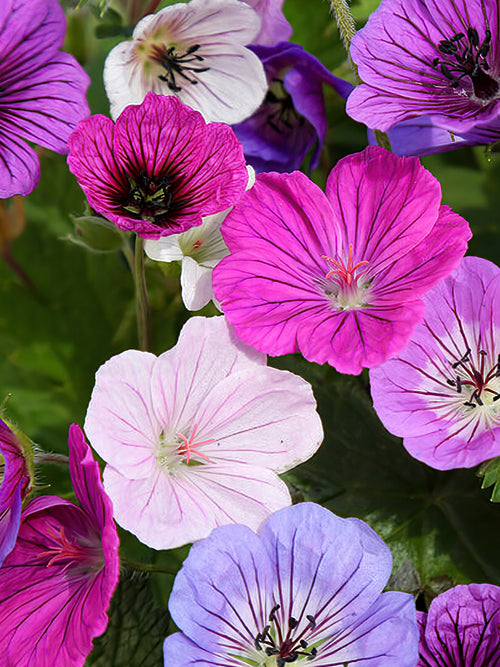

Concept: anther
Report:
left=288, top=617, right=298, bottom=629
left=269, top=604, right=280, bottom=622
left=306, top=614, right=316, bottom=629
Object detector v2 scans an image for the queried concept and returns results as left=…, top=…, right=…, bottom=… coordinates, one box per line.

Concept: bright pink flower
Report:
left=84, top=316, right=323, bottom=550
left=0, top=425, right=119, bottom=667
left=67, top=93, right=248, bottom=239
left=213, top=146, right=472, bottom=375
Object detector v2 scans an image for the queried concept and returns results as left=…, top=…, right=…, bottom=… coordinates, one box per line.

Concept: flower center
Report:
left=155, top=423, right=213, bottom=473
left=264, top=77, right=304, bottom=134
left=447, top=347, right=500, bottom=409
left=322, top=243, right=371, bottom=310
left=254, top=604, right=318, bottom=666
left=37, top=525, right=103, bottom=576
left=431, top=27, right=499, bottom=102
left=150, top=43, right=210, bottom=92
left=123, top=171, right=173, bottom=224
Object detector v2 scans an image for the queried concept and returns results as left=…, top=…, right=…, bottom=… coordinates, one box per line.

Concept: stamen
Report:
left=322, top=244, right=369, bottom=287
left=123, top=171, right=173, bottom=224
left=174, top=423, right=214, bottom=464
left=254, top=605, right=319, bottom=663
left=150, top=43, right=210, bottom=92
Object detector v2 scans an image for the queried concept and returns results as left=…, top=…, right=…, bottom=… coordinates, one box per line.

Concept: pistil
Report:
left=254, top=603, right=318, bottom=664
left=447, top=348, right=500, bottom=407
left=123, top=171, right=173, bottom=224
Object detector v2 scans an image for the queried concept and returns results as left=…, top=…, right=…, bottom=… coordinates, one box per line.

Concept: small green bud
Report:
left=67, top=214, right=126, bottom=253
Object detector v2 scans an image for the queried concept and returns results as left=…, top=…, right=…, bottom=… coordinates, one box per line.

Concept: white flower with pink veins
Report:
left=104, top=0, right=268, bottom=123
left=84, top=316, right=323, bottom=550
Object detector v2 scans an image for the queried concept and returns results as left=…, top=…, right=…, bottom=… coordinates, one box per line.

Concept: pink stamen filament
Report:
left=322, top=243, right=369, bottom=287
left=37, top=526, right=97, bottom=570
left=175, top=423, right=213, bottom=464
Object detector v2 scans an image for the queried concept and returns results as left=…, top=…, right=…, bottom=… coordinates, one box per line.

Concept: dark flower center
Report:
left=431, top=27, right=499, bottom=101
left=447, top=347, right=500, bottom=408
left=150, top=43, right=210, bottom=92
left=264, top=77, right=305, bottom=134
left=254, top=604, right=318, bottom=665
left=122, top=171, right=173, bottom=225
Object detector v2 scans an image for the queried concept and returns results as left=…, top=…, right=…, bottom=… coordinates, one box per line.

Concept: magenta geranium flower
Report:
left=418, top=584, right=500, bottom=666
left=164, top=503, right=419, bottom=666
left=67, top=93, right=248, bottom=239
left=0, top=418, right=31, bottom=565
left=0, top=424, right=119, bottom=667
left=0, top=0, right=90, bottom=198
left=212, top=146, right=472, bottom=375
left=370, top=256, right=500, bottom=470
left=346, top=0, right=500, bottom=136
left=84, top=316, right=323, bottom=550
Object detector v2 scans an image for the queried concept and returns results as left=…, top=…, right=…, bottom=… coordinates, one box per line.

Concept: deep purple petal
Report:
left=0, top=120, right=40, bottom=197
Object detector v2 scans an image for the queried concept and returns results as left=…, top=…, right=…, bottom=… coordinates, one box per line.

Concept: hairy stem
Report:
left=134, top=235, right=152, bottom=352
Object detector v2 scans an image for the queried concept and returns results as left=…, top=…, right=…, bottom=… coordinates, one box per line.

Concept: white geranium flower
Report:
left=145, top=166, right=255, bottom=311
left=104, top=0, right=267, bottom=123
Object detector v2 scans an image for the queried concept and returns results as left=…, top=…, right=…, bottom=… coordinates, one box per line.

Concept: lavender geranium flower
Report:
left=347, top=0, right=500, bottom=138
left=67, top=93, right=248, bottom=239
left=0, top=418, right=30, bottom=565
left=0, top=424, right=119, bottom=667
left=84, top=316, right=323, bottom=550
left=0, top=0, right=89, bottom=198
left=103, top=0, right=267, bottom=124
left=418, top=584, right=500, bottom=666
left=212, top=146, right=471, bottom=375
left=232, top=42, right=353, bottom=173
left=163, top=502, right=419, bottom=666
left=244, top=0, right=292, bottom=46
left=370, top=256, right=500, bottom=470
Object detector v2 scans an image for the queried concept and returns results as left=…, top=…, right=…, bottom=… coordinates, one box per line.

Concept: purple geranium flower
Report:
left=67, top=93, right=248, bottom=239
left=84, top=316, right=323, bottom=550
left=232, top=42, right=353, bottom=173
left=418, top=584, right=500, bottom=666
left=163, top=502, right=419, bottom=666
left=0, top=424, right=119, bottom=667
left=244, top=0, right=292, bottom=46
left=0, top=0, right=90, bottom=198
left=213, top=146, right=471, bottom=375
left=370, top=256, right=500, bottom=470
left=0, top=418, right=30, bottom=565
left=346, top=0, right=500, bottom=137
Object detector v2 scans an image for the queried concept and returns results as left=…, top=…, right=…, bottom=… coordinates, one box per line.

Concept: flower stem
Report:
left=121, top=557, right=178, bottom=575
left=134, top=235, right=152, bottom=352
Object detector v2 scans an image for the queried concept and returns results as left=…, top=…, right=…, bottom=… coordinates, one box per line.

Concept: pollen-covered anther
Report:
left=322, top=243, right=369, bottom=287
left=175, top=423, right=213, bottom=464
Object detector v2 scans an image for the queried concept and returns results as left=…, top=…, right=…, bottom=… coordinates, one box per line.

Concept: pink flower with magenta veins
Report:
left=84, top=316, right=323, bottom=550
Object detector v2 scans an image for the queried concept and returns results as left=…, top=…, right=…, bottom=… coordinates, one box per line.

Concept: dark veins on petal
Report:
left=122, top=171, right=173, bottom=225
left=150, top=43, right=210, bottom=92
left=431, top=27, right=499, bottom=101
left=254, top=603, right=318, bottom=664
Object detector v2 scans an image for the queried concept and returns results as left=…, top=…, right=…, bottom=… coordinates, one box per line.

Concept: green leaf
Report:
left=478, top=457, right=500, bottom=502
left=86, top=573, right=169, bottom=666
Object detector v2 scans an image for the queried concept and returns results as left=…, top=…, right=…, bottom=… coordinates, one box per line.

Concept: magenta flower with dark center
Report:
left=0, top=424, right=119, bottom=667
left=0, top=0, right=90, bottom=198
left=370, top=256, right=500, bottom=470
left=418, top=584, right=500, bottom=666
left=68, top=93, right=248, bottom=239
left=0, top=418, right=30, bottom=565
left=213, top=146, right=471, bottom=375
left=346, top=0, right=500, bottom=136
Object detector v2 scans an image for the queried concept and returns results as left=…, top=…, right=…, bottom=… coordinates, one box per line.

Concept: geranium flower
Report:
left=418, top=584, right=500, bottom=666
left=84, top=316, right=323, bottom=550
left=144, top=166, right=255, bottom=311
left=370, top=256, right=500, bottom=470
left=0, top=418, right=31, bottom=565
left=346, top=0, right=500, bottom=136
left=67, top=93, right=248, bottom=239
left=0, top=0, right=89, bottom=198
left=0, top=424, right=119, bottom=667
left=103, top=0, right=267, bottom=124
left=232, top=42, right=353, bottom=173
left=163, top=502, right=419, bottom=666
left=244, top=0, right=292, bottom=46
left=212, top=146, right=471, bottom=375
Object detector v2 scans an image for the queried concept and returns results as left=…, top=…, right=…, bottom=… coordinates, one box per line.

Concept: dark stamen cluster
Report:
left=264, top=78, right=304, bottom=134
left=254, top=604, right=318, bottom=665
left=150, top=43, right=210, bottom=92
left=123, top=171, right=173, bottom=225
left=431, top=27, right=498, bottom=100
left=447, top=348, right=500, bottom=408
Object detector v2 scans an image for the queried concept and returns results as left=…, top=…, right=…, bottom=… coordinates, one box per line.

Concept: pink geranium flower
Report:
left=0, top=425, right=119, bottom=667
left=212, top=146, right=472, bottom=375
left=67, top=93, right=248, bottom=239
left=84, top=316, right=323, bottom=550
